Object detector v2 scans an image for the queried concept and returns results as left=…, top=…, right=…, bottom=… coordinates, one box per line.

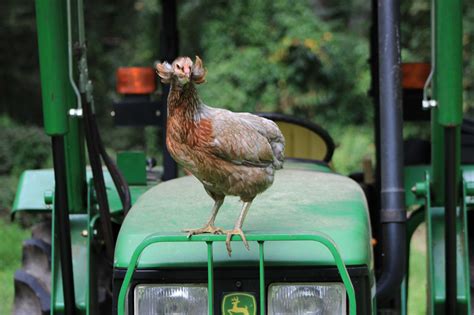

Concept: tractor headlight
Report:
left=268, top=283, right=346, bottom=315
left=134, top=284, right=208, bottom=315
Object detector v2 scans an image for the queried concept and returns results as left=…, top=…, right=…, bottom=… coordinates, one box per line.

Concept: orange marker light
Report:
left=401, top=63, right=431, bottom=89
left=116, top=67, right=156, bottom=94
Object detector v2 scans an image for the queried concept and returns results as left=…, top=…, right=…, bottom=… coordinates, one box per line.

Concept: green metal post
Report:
left=64, top=118, right=86, bottom=213
left=206, top=242, right=214, bottom=315
left=35, top=0, right=86, bottom=213
left=258, top=242, right=266, bottom=315
left=431, top=0, right=463, bottom=204
left=430, top=0, right=463, bottom=312
left=35, top=0, right=69, bottom=136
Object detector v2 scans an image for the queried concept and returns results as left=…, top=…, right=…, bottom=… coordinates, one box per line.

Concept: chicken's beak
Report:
left=184, top=67, right=191, bottom=79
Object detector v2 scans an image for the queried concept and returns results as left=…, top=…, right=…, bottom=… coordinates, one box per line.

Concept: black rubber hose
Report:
left=82, top=98, right=115, bottom=261
left=89, top=113, right=132, bottom=214
left=51, top=136, right=76, bottom=315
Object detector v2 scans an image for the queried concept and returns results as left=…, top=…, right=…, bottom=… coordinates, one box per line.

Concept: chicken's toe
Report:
left=225, top=233, right=233, bottom=257
left=183, top=225, right=224, bottom=238
left=225, top=228, right=250, bottom=256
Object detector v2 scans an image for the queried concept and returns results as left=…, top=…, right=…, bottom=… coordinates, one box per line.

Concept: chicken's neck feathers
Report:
left=168, top=82, right=204, bottom=122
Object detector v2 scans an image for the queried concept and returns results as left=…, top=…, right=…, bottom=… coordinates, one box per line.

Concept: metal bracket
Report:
left=411, top=181, right=428, bottom=197
left=68, top=108, right=83, bottom=117
left=422, top=99, right=438, bottom=109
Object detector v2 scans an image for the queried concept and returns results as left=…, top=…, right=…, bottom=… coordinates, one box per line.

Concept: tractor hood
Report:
left=114, top=166, right=373, bottom=270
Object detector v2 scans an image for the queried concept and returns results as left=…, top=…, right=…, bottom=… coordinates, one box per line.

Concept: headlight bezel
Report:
left=133, top=283, right=208, bottom=315
left=267, top=282, right=347, bottom=315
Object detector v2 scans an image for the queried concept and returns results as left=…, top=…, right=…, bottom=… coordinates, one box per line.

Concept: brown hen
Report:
left=156, top=56, right=285, bottom=255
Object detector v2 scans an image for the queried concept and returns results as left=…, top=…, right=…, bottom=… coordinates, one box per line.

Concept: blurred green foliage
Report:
left=0, top=116, right=50, bottom=176
left=190, top=0, right=372, bottom=128
left=0, top=116, right=51, bottom=212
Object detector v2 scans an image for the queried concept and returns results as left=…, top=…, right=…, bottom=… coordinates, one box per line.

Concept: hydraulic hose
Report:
left=82, top=97, right=115, bottom=261
left=89, top=113, right=132, bottom=214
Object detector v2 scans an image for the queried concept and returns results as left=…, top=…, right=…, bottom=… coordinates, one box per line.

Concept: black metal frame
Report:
left=445, top=126, right=458, bottom=313
left=112, top=266, right=372, bottom=315
left=159, top=0, right=179, bottom=181
left=374, top=0, right=407, bottom=303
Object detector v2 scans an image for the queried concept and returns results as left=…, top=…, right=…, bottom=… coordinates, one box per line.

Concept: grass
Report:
left=408, top=224, right=427, bottom=314
left=0, top=218, right=29, bottom=315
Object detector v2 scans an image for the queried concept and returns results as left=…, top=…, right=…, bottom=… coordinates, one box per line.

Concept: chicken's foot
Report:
left=225, top=228, right=249, bottom=256
left=183, top=199, right=224, bottom=237
left=225, top=201, right=252, bottom=256
left=183, top=224, right=224, bottom=237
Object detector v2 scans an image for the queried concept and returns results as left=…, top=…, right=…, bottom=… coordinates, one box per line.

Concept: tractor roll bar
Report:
left=375, top=0, right=407, bottom=302
left=35, top=0, right=78, bottom=313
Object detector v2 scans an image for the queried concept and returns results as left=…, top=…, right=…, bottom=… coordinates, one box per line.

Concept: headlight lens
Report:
left=268, top=283, right=346, bottom=315
left=134, top=284, right=208, bottom=315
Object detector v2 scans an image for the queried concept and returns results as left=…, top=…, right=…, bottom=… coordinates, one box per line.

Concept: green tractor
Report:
left=10, top=0, right=473, bottom=314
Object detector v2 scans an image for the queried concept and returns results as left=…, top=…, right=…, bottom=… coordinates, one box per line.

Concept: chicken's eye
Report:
left=176, top=64, right=182, bottom=70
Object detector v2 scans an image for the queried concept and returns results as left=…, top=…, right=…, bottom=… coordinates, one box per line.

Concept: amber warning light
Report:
left=116, top=67, right=156, bottom=95
left=401, top=63, right=431, bottom=90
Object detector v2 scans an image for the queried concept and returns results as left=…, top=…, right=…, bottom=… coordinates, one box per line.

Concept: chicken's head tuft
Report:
left=156, top=56, right=207, bottom=86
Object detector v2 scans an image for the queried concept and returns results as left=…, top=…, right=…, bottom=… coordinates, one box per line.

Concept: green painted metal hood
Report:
left=115, top=168, right=373, bottom=269
left=11, top=169, right=149, bottom=216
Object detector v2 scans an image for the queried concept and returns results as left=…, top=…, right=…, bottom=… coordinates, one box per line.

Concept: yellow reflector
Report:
left=401, top=63, right=431, bottom=89
left=116, top=67, right=156, bottom=94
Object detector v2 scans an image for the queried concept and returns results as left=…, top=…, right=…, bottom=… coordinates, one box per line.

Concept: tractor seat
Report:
left=257, top=113, right=335, bottom=163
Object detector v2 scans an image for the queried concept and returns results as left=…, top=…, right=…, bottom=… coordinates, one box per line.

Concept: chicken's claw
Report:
left=182, top=225, right=224, bottom=238
left=225, top=228, right=249, bottom=256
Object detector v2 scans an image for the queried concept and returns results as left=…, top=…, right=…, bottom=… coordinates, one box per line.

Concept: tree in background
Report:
left=180, top=0, right=372, bottom=128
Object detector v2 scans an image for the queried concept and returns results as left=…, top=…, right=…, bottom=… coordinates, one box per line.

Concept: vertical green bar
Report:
left=206, top=242, right=214, bottom=315
left=258, top=241, right=266, bottom=315
left=35, top=0, right=69, bottom=135
left=431, top=0, right=463, bottom=204
left=435, top=0, right=462, bottom=126
left=431, top=111, right=444, bottom=204
left=64, top=117, right=86, bottom=213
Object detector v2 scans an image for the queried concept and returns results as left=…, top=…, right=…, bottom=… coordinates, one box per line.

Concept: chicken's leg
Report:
left=225, top=201, right=252, bottom=256
left=183, top=199, right=225, bottom=237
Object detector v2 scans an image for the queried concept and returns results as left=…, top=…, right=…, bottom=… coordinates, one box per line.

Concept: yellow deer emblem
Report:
left=228, top=296, right=249, bottom=315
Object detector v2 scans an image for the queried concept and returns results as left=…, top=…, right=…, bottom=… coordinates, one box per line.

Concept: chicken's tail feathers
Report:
left=270, top=137, right=285, bottom=170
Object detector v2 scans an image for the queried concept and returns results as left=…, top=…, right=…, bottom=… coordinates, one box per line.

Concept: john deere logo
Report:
left=222, top=292, right=256, bottom=315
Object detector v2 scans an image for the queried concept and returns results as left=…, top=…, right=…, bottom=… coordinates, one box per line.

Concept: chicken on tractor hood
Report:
left=156, top=56, right=285, bottom=256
